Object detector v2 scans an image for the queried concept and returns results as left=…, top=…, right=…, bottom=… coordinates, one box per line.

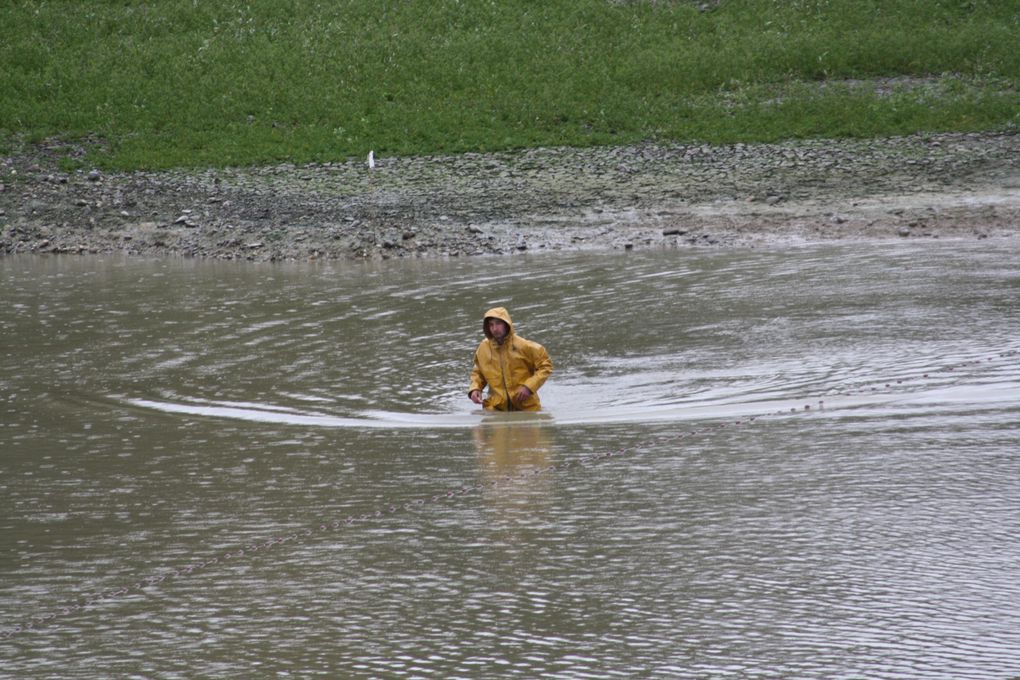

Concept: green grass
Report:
left=2, top=0, right=1018, bottom=170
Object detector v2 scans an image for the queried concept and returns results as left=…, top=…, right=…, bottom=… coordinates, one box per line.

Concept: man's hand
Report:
left=469, top=389, right=484, bottom=405
left=513, top=385, right=532, bottom=405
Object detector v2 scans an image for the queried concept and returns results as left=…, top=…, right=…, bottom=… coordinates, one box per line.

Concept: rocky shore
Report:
left=3, top=131, right=1019, bottom=262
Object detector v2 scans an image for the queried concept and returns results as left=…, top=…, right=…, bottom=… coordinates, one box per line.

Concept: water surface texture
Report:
left=3, top=242, right=1019, bottom=679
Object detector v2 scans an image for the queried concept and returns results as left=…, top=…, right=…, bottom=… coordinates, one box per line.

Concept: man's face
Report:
left=487, top=318, right=509, bottom=342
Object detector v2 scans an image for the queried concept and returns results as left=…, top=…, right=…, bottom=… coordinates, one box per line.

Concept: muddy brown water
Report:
left=3, top=242, right=1019, bottom=678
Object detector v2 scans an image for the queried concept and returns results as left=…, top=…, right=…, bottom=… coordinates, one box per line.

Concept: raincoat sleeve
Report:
left=468, top=341, right=488, bottom=395
left=521, top=340, right=552, bottom=395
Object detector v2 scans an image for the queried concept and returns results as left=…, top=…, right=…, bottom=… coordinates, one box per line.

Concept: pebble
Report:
left=2, top=131, right=1017, bottom=261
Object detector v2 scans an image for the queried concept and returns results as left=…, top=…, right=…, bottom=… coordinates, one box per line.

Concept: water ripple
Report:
left=2, top=243, right=1019, bottom=678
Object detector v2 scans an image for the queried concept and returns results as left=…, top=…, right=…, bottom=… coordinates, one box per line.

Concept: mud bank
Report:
left=3, top=131, right=1019, bottom=261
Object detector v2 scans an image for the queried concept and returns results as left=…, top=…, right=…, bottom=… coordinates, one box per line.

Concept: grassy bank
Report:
left=2, top=0, right=1018, bottom=170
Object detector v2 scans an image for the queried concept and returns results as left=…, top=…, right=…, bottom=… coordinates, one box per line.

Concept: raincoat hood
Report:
left=482, top=307, right=514, bottom=341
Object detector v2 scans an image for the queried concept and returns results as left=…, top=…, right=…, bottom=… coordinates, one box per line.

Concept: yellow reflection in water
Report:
left=472, top=414, right=556, bottom=520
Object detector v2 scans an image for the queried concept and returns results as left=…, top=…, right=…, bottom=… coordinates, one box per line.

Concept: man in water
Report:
left=468, top=307, right=552, bottom=411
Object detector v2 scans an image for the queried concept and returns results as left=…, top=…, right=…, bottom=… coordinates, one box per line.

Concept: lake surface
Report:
left=2, top=241, right=1019, bottom=679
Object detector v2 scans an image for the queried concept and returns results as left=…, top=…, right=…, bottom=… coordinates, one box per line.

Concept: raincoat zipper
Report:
left=496, top=341, right=514, bottom=412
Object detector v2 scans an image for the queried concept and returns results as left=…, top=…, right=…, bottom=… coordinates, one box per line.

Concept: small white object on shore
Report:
left=367, top=150, right=375, bottom=169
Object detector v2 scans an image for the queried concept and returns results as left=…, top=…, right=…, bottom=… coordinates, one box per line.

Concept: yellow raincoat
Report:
left=468, top=307, right=552, bottom=411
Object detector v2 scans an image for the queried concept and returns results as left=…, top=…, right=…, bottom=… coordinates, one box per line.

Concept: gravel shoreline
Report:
left=3, top=131, right=1019, bottom=261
